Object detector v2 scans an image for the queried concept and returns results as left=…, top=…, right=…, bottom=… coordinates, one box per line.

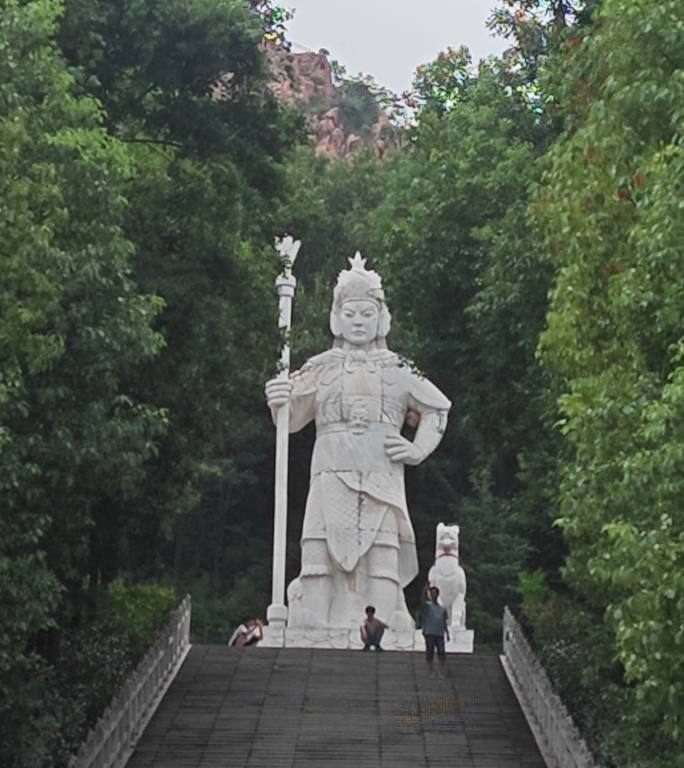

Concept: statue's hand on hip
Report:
left=384, top=434, right=424, bottom=466
left=265, top=378, right=292, bottom=410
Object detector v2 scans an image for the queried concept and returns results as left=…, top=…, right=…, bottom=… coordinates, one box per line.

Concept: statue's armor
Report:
left=286, top=347, right=450, bottom=628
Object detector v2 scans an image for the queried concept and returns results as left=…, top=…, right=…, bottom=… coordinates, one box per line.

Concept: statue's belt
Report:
left=316, top=421, right=401, bottom=436
left=311, top=423, right=405, bottom=476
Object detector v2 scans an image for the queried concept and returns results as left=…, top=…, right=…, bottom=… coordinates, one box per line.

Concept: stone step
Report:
left=125, top=646, right=547, bottom=768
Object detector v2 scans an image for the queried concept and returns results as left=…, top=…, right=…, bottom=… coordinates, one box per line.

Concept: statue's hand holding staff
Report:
left=265, top=378, right=292, bottom=410
left=384, top=434, right=424, bottom=466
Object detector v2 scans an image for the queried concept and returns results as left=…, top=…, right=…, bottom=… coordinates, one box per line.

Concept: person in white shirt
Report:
left=360, top=605, right=388, bottom=651
left=228, top=617, right=263, bottom=647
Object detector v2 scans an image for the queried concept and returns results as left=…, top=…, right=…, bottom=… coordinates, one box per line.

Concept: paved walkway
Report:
left=126, top=646, right=546, bottom=768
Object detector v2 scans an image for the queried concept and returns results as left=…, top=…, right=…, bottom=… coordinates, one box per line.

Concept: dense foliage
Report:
left=0, top=2, right=165, bottom=763
left=1, top=0, right=296, bottom=764
left=1, top=0, right=682, bottom=765
left=536, top=1, right=684, bottom=763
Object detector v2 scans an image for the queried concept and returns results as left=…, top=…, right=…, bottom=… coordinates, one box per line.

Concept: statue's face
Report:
left=338, top=300, right=379, bottom=346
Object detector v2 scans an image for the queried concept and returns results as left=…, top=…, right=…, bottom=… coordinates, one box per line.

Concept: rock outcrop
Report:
left=266, top=45, right=390, bottom=160
left=268, top=48, right=335, bottom=104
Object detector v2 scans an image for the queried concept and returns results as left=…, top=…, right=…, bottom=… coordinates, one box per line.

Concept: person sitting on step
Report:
left=360, top=605, right=387, bottom=651
left=228, top=617, right=263, bottom=647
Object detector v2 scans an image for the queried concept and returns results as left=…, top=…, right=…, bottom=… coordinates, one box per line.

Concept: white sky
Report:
left=286, top=0, right=509, bottom=94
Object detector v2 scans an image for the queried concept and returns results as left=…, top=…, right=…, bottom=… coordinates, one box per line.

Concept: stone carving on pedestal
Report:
left=263, top=253, right=452, bottom=649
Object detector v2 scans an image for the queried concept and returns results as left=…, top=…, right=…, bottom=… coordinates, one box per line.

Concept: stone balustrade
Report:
left=69, top=595, right=192, bottom=768
left=500, top=606, right=599, bottom=768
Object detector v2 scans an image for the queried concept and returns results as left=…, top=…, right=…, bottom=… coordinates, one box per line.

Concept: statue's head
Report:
left=435, top=523, right=460, bottom=558
left=330, top=252, right=392, bottom=347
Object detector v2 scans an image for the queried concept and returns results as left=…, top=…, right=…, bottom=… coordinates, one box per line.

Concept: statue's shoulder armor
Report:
left=291, top=350, right=342, bottom=388
left=374, top=350, right=402, bottom=367
left=378, top=352, right=450, bottom=410
left=392, top=357, right=451, bottom=411
left=409, top=374, right=451, bottom=411
left=298, top=349, right=343, bottom=371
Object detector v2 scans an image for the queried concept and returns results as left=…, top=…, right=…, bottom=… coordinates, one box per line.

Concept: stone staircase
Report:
left=126, top=646, right=546, bottom=768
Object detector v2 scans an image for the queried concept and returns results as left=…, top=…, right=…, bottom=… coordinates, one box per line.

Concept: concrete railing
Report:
left=500, top=607, right=599, bottom=768
left=69, top=595, right=192, bottom=768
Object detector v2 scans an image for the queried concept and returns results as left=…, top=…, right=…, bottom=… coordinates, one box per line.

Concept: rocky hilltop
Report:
left=266, top=46, right=390, bottom=160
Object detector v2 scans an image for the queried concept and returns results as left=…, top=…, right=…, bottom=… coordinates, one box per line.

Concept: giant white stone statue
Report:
left=263, top=253, right=451, bottom=649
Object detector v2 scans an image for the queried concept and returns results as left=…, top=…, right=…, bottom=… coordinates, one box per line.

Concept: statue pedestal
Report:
left=413, top=629, right=474, bottom=654
left=261, top=626, right=356, bottom=649
left=260, top=622, right=286, bottom=648
left=260, top=624, right=474, bottom=652
left=447, top=630, right=475, bottom=653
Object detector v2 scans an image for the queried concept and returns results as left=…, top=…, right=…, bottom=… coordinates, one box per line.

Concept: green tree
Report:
left=538, top=0, right=684, bottom=763
left=58, top=0, right=286, bottom=161
left=0, top=0, right=164, bottom=763
left=411, top=46, right=474, bottom=114
left=53, top=0, right=303, bottom=594
left=369, top=64, right=553, bottom=632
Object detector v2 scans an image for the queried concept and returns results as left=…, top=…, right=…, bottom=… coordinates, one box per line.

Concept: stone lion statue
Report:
left=428, top=523, right=467, bottom=629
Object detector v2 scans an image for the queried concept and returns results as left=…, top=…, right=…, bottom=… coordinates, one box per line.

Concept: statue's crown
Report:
left=333, top=252, right=385, bottom=308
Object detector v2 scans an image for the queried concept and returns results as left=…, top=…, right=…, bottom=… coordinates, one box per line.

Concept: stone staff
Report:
left=266, top=235, right=301, bottom=632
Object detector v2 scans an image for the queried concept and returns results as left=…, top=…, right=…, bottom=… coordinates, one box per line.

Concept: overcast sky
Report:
left=286, top=0, right=509, bottom=94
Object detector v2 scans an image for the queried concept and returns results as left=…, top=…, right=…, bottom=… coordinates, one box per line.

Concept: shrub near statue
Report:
left=265, top=254, right=451, bottom=645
